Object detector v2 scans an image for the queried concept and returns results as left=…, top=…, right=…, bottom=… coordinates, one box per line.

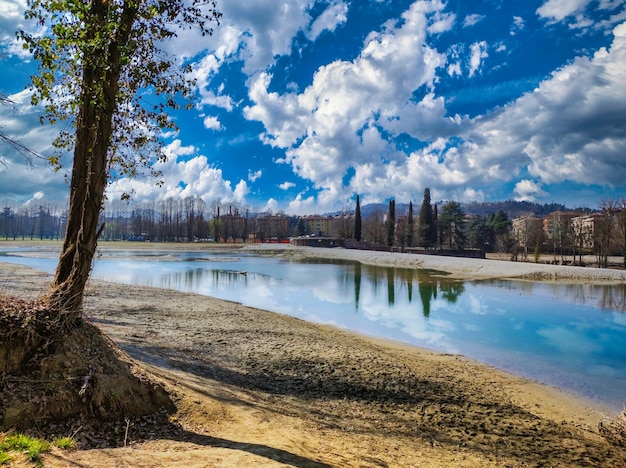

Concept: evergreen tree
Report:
left=439, top=201, right=466, bottom=249
left=487, top=210, right=511, bottom=253
left=407, top=201, right=414, bottom=247
left=467, top=215, right=492, bottom=250
left=354, top=195, right=362, bottom=242
left=418, top=188, right=436, bottom=247
left=433, top=203, right=439, bottom=248
left=296, top=217, right=305, bottom=237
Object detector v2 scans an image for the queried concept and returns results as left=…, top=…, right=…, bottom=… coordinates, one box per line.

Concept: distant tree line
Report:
left=1, top=202, right=67, bottom=240
left=354, top=188, right=511, bottom=254
left=351, top=192, right=626, bottom=268
left=2, top=194, right=625, bottom=267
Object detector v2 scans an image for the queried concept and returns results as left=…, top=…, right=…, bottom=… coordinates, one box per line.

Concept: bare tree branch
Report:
left=0, top=94, right=40, bottom=166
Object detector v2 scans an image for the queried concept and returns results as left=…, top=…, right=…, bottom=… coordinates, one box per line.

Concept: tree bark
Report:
left=47, top=0, right=137, bottom=321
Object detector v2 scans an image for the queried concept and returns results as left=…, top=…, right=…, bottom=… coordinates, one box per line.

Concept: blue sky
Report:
left=1, top=0, right=625, bottom=214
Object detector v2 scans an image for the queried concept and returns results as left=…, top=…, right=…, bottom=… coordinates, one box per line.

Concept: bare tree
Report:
left=596, top=199, right=618, bottom=268
left=616, top=198, right=626, bottom=268
left=363, top=207, right=386, bottom=245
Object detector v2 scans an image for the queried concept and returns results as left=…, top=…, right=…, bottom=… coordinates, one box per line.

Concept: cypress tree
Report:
left=354, top=195, right=362, bottom=242
left=407, top=201, right=414, bottom=247
left=387, top=199, right=395, bottom=247
left=418, top=188, right=436, bottom=247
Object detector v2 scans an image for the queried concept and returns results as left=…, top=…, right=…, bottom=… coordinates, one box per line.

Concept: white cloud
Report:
left=536, top=0, right=591, bottom=22
left=233, top=179, right=249, bottom=203
left=263, top=197, right=279, bottom=213
left=203, top=115, right=222, bottom=130
left=0, top=0, right=38, bottom=59
left=468, top=41, right=488, bottom=77
left=244, top=1, right=447, bottom=203
left=190, top=54, right=234, bottom=113
left=428, top=11, right=456, bottom=34
left=248, top=169, right=262, bottom=182
left=513, top=180, right=546, bottom=202
left=536, top=0, right=626, bottom=30
left=279, top=181, right=296, bottom=190
left=510, top=16, right=525, bottom=35
left=447, top=62, right=462, bottom=76
left=220, top=0, right=315, bottom=75
left=287, top=193, right=318, bottom=214
left=106, top=140, right=249, bottom=205
left=463, top=14, right=485, bottom=27
left=0, top=89, right=69, bottom=202
left=255, top=16, right=626, bottom=209
left=443, top=23, right=626, bottom=198
left=307, top=1, right=349, bottom=41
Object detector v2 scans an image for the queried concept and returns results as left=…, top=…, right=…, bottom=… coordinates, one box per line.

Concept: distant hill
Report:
left=460, top=201, right=589, bottom=218
left=342, top=200, right=592, bottom=220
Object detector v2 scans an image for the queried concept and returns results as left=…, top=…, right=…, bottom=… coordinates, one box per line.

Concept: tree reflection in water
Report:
left=345, top=263, right=463, bottom=318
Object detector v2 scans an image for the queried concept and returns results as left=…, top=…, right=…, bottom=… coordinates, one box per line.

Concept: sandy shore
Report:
left=4, top=238, right=625, bottom=282
left=1, top=243, right=626, bottom=466
left=244, top=243, right=626, bottom=283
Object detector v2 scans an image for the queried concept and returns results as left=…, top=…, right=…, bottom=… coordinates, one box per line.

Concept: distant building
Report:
left=571, top=213, right=610, bottom=251
left=303, top=215, right=332, bottom=237
left=221, top=212, right=247, bottom=242
left=255, top=214, right=289, bottom=241
left=543, top=211, right=578, bottom=240
left=511, top=215, right=543, bottom=257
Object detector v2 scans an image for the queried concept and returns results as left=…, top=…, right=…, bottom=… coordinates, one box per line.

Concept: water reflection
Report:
left=0, top=247, right=624, bottom=412
left=338, top=263, right=464, bottom=318
left=481, top=280, right=626, bottom=312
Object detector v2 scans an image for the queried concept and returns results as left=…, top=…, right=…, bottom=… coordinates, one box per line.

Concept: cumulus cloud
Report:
left=233, top=179, right=249, bottom=203
left=468, top=41, right=488, bottom=77
left=0, top=0, right=38, bottom=59
left=248, top=11, right=626, bottom=208
left=287, top=193, right=318, bottom=214
left=203, top=115, right=222, bottom=130
left=3, top=0, right=624, bottom=213
left=263, top=198, right=279, bottom=213
left=307, top=1, right=349, bottom=41
left=107, top=140, right=249, bottom=205
left=511, top=16, right=525, bottom=35
left=536, top=0, right=591, bottom=22
left=244, top=0, right=448, bottom=201
left=536, top=0, right=626, bottom=30
left=0, top=89, right=69, bottom=202
left=513, top=180, right=547, bottom=201
left=220, top=0, right=315, bottom=75
left=450, top=21, right=626, bottom=197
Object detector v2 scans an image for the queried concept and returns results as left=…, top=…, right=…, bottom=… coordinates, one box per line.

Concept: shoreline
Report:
left=0, top=254, right=619, bottom=418
left=2, top=258, right=626, bottom=466
left=244, top=243, right=626, bottom=283
left=2, top=240, right=624, bottom=412
left=3, top=238, right=625, bottom=283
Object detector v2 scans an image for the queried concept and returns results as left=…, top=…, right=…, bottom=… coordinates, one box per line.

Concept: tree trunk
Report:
left=47, top=0, right=137, bottom=321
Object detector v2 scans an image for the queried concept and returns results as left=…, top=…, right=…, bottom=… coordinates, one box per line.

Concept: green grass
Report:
left=0, top=433, right=49, bottom=466
left=0, top=432, right=75, bottom=466
left=52, top=436, right=76, bottom=450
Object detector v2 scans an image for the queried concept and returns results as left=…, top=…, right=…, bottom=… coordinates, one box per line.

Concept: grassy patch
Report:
left=52, top=436, right=76, bottom=450
left=0, top=432, right=50, bottom=466
left=0, top=432, right=76, bottom=466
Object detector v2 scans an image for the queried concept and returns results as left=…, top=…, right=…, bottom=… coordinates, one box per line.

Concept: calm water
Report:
left=1, top=247, right=625, bottom=413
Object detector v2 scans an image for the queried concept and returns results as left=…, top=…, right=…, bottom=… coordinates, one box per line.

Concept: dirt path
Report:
left=1, top=257, right=624, bottom=467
